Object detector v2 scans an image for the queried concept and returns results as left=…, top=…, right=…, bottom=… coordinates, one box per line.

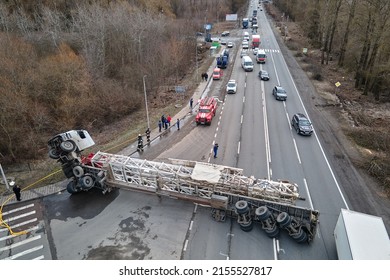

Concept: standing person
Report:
left=213, top=143, right=219, bottom=158
left=176, top=118, right=180, bottom=130
left=158, top=120, right=162, bottom=132
left=10, top=181, right=21, bottom=201
left=205, top=73, right=208, bottom=81
left=161, top=115, right=166, bottom=125
left=190, top=97, right=193, bottom=109
left=167, top=115, right=172, bottom=126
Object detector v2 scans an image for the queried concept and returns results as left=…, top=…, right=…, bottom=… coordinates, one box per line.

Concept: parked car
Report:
left=227, top=41, right=234, bottom=48
left=272, top=85, right=287, bottom=101
left=291, top=113, right=313, bottom=136
left=258, top=70, right=270, bottom=81
left=226, top=79, right=237, bottom=94
left=221, top=31, right=230, bottom=36
left=212, top=67, right=223, bottom=80
left=220, top=39, right=227, bottom=45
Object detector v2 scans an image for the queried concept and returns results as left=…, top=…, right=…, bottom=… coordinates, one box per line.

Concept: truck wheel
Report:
left=239, top=221, right=253, bottom=232
left=255, top=206, right=270, bottom=221
left=49, top=149, right=60, bottom=159
left=265, top=225, right=280, bottom=238
left=67, top=181, right=78, bottom=194
left=235, top=200, right=249, bottom=214
left=277, top=212, right=292, bottom=228
left=292, top=229, right=308, bottom=243
left=81, top=175, right=94, bottom=189
left=73, top=166, right=84, bottom=178
left=60, top=141, right=76, bottom=153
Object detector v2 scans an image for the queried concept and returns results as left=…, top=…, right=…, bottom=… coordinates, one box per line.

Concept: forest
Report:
left=0, top=0, right=246, bottom=163
left=273, top=0, right=390, bottom=99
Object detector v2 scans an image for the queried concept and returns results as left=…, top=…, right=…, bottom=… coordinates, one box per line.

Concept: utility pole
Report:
left=143, top=75, right=150, bottom=130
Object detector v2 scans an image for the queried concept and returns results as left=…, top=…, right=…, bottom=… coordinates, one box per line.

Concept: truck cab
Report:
left=48, top=129, right=95, bottom=161
left=195, top=97, right=217, bottom=125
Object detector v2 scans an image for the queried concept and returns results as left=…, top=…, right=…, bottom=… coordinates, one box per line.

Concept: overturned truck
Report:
left=48, top=130, right=320, bottom=244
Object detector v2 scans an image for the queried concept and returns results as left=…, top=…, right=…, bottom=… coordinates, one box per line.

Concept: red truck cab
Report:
left=195, top=97, right=218, bottom=125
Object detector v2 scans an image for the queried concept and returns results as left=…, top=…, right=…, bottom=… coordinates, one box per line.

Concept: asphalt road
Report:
left=3, top=1, right=382, bottom=260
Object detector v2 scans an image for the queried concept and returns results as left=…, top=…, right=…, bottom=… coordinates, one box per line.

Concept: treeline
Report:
left=273, top=0, right=390, bottom=100
left=0, top=0, right=245, bottom=163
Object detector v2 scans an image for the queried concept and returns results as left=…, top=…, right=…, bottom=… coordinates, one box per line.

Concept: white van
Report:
left=241, top=56, right=254, bottom=72
left=256, top=49, right=267, bottom=64
left=243, top=31, right=250, bottom=41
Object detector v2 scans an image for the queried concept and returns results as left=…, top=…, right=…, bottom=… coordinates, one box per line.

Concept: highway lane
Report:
left=254, top=5, right=349, bottom=259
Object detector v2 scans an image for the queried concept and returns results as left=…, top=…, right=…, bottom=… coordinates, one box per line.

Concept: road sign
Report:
left=335, top=82, right=341, bottom=87
left=175, top=86, right=186, bottom=94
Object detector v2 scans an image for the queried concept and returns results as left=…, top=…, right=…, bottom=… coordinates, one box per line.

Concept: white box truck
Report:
left=334, top=209, right=390, bottom=260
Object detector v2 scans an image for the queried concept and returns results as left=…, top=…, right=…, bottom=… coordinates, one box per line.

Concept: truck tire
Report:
left=67, top=180, right=78, bottom=194
left=49, top=149, right=60, bottom=159
left=264, top=225, right=280, bottom=238
left=60, top=141, right=76, bottom=153
left=291, top=228, right=308, bottom=243
left=277, top=212, right=292, bottom=228
left=239, top=221, right=253, bottom=232
left=235, top=200, right=249, bottom=214
left=73, top=166, right=84, bottom=178
left=255, top=206, right=270, bottom=221
left=81, top=175, right=94, bottom=189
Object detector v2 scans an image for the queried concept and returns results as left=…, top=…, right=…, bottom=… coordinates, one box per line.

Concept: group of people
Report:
left=201, top=72, right=209, bottom=81
left=159, top=114, right=180, bottom=132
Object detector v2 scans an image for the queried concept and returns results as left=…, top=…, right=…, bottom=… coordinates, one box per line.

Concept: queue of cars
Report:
left=198, top=14, right=313, bottom=136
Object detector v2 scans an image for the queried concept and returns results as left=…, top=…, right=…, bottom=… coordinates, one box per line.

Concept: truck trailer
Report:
left=334, top=209, right=390, bottom=259
left=48, top=130, right=320, bottom=244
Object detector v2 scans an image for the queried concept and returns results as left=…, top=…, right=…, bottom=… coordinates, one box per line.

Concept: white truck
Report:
left=334, top=209, right=390, bottom=259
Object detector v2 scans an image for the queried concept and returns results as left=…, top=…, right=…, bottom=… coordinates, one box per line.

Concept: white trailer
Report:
left=334, top=209, right=390, bottom=259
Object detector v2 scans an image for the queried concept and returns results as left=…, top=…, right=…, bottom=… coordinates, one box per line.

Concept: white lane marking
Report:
left=3, top=211, right=36, bottom=223
left=292, top=138, right=302, bottom=164
left=261, top=72, right=272, bottom=180
left=183, top=239, right=189, bottom=251
left=273, top=238, right=278, bottom=260
left=0, top=218, right=37, bottom=233
left=1, top=245, right=43, bottom=260
left=193, top=204, right=198, bottom=213
left=243, top=96, right=245, bottom=103
left=1, top=204, right=34, bottom=216
left=189, top=220, right=193, bottom=231
left=0, top=225, right=39, bottom=242
left=32, top=255, right=45, bottom=260
left=303, top=178, right=314, bottom=209
left=0, top=235, right=42, bottom=252
left=237, top=141, right=241, bottom=155
left=240, top=115, right=243, bottom=124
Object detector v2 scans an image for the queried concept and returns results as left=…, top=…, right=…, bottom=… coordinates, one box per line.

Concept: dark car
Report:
left=291, top=113, right=313, bottom=136
left=272, top=86, right=287, bottom=101
left=258, top=70, right=270, bottom=81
